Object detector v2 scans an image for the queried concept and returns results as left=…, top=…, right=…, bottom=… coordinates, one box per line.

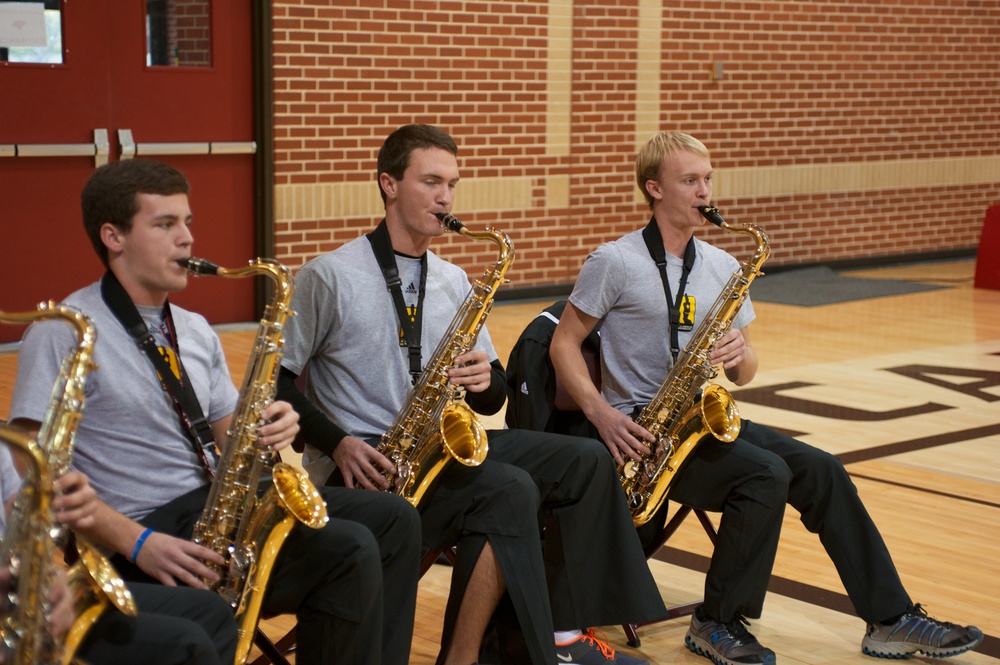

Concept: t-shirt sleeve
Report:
left=281, top=262, right=337, bottom=376
left=8, top=318, right=79, bottom=426
left=568, top=242, right=624, bottom=322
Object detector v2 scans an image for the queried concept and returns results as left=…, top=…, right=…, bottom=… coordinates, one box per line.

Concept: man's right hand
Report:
left=588, top=402, right=654, bottom=467
left=135, top=532, right=226, bottom=589
left=331, top=435, right=396, bottom=491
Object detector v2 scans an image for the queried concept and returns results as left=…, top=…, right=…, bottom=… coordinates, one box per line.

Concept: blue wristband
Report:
left=130, top=528, right=153, bottom=563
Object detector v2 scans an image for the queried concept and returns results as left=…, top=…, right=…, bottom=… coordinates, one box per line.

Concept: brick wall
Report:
left=270, top=0, right=1000, bottom=293
left=173, top=0, right=211, bottom=67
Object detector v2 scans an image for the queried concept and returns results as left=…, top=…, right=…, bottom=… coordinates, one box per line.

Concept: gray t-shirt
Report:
left=0, top=444, right=22, bottom=536
left=9, top=282, right=239, bottom=521
left=568, top=229, right=755, bottom=413
left=281, top=233, right=498, bottom=485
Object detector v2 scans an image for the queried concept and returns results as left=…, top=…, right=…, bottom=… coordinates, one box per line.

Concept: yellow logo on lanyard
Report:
left=156, top=345, right=182, bottom=380
left=399, top=304, right=419, bottom=346
left=677, top=295, right=696, bottom=329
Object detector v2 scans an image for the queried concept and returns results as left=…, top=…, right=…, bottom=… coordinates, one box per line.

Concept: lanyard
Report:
left=641, top=218, right=696, bottom=364
left=100, top=271, right=217, bottom=477
left=366, top=220, right=427, bottom=385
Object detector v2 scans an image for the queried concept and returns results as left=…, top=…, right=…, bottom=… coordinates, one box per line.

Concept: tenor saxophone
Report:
left=182, top=257, right=329, bottom=665
left=377, top=213, right=512, bottom=507
left=0, top=302, right=136, bottom=665
left=620, top=206, right=771, bottom=526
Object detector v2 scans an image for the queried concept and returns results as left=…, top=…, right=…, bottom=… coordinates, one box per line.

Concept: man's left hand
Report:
left=709, top=328, right=746, bottom=369
left=258, top=400, right=300, bottom=451
left=447, top=350, right=493, bottom=393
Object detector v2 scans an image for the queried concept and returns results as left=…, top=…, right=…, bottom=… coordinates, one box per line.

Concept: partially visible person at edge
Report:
left=276, top=123, right=666, bottom=665
left=0, top=440, right=238, bottom=664
left=549, top=130, right=984, bottom=665
left=8, top=158, right=423, bottom=665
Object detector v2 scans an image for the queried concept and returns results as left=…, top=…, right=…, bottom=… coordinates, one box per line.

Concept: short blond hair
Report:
left=635, top=132, right=710, bottom=209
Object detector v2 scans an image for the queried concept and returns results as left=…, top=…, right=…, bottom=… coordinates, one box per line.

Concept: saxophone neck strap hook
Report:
left=100, top=270, right=217, bottom=476
left=367, top=219, right=428, bottom=385
left=641, top=218, right=697, bottom=363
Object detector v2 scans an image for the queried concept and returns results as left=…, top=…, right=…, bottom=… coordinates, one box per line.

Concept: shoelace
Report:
left=580, top=628, right=617, bottom=660
left=906, top=604, right=957, bottom=629
left=899, top=604, right=959, bottom=645
left=722, top=614, right=758, bottom=645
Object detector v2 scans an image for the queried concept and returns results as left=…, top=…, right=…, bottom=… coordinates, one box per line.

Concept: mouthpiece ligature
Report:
left=178, top=257, right=221, bottom=276
left=698, top=205, right=727, bottom=228
left=435, top=212, right=465, bottom=234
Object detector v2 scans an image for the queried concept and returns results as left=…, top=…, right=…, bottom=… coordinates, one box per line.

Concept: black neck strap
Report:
left=100, top=271, right=216, bottom=477
left=641, top=218, right=696, bottom=363
left=366, top=220, right=427, bottom=385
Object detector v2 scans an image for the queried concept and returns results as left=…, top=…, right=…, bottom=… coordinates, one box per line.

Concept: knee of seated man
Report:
left=575, top=435, right=617, bottom=470
left=478, top=461, right=543, bottom=518
left=799, top=446, right=853, bottom=495
left=748, top=455, right=792, bottom=508
left=285, top=515, right=385, bottom=591
left=361, top=488, right=423, bottom=542
left=503, top=464, right=543, bottom=515
left=329, top=519, right=383, bottom=572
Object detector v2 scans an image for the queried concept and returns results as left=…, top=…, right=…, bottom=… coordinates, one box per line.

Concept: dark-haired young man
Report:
left=9, top=158, right=423, bottom=665
left=277, top=123, right=666, bottom=665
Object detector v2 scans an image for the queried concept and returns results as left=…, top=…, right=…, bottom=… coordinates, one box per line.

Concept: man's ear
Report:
left=101, top=223, right=124, bottom=251
left=644, top=179, right=662, bottom=202
left=378, top=172, right=397, bottom=201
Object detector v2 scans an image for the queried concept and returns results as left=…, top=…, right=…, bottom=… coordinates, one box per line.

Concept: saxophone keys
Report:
left=621, top=460, right=639, bottom=480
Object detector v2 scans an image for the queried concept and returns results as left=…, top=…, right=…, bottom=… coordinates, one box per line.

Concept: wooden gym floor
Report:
left=1, top=258, right=997, bottom=664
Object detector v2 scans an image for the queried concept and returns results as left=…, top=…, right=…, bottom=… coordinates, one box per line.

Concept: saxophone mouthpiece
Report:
left=178, top=256, right=221, bottom=276
left=698, top=205, right=727, bottom=228
left=436, top=212, right=466, bottom=234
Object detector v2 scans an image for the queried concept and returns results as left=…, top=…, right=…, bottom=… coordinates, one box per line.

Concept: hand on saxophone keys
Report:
left=255, top=400, right=300, bottom=451
left=446, top=349, right=493, bottom=393
left=708, top=327, right=758, bottom=386
left=136, top=531, right=225, bottom=589
left=331, top=436, right=397, bottom=491
left=708, top=328, right=747, bottom=370
left=52, top=469, right=98, bottom=530
left=587, top=401, right=653, bottom=468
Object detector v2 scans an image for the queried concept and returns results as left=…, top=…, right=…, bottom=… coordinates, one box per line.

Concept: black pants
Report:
left=346, top=428, right=664, bottom=665
left=116, top=483, right=422, bottom=665
left=76, top=582, right=237, bottom=665
left=649, top=419, right=911, bottom=624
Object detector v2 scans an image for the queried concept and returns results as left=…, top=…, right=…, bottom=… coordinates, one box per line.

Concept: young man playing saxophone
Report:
left=549, top=131, right=983, bottom=665
left=0, top=441, right=238, bottom=665
left=276, top=123, right=665, bottom=665
left=8, top=158, right=423, bottom=665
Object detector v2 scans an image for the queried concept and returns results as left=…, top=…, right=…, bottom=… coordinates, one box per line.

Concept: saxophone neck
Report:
left=0, top=301, right=95, bottom=343
left=181, top=256, right=294, bottom=289
left=698, top=206, right=771, bottom=265
left=182, top=257, right=295, bottom=320
left=436, top=212, right=515, bottom=283
left=732, top=223, right=771, bottom=266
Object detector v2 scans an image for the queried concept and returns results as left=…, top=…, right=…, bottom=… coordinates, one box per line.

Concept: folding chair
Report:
left=251, top=624, right=296, bottom=665
left=505, top=301, right=718, bottom=647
